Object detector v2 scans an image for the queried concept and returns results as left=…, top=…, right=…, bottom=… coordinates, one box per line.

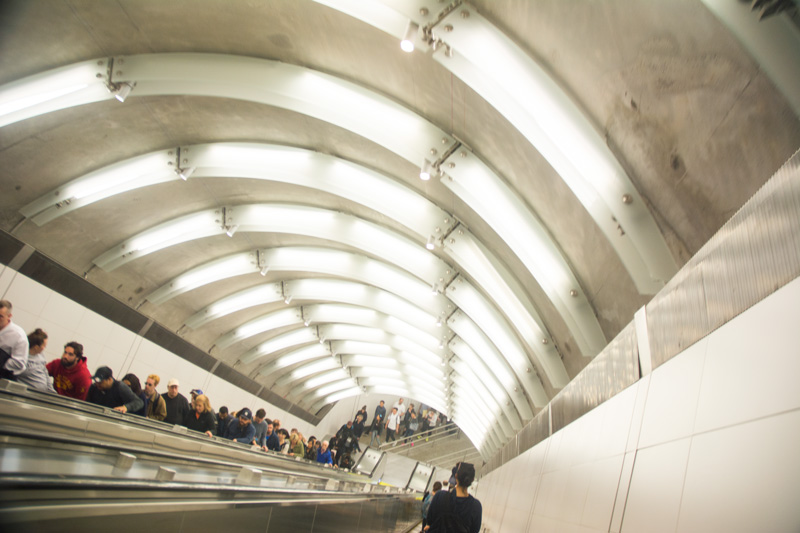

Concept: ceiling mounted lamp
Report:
left=282, top=278, right=448, bottom=336
left=274, top=357, right=342, bottom=386
left=303, top=303, right=443, bottom=350
left=419, top=159, right=433, bottom=180
left=446, top=275, right=568, bottom=388
left=450, top=388, right=500, bottom=443
left=292, top=369, right=352, bottom=393
left=400, top=20, right=419, bottom=52
left=338, top=350, right=443, bottom=383
left=311, top=386, right=364, bottom=412
left=345, top=364, right=444, bottom=392
left=320, top=325, right=444, bottom=366
left=438, top=149, right=607, bottom=357
left=429, top=11, right=678, bottom=292
left=112, top=81, right=134, bottom=102
left=450, top=379, right=513, bottom=441
left=177, top=167, right=195, bottom=180
left=214, top=308, right=303, bottom=350
left=449, top=412, right=491, bottom=456
left=308, top=2, right=678, bottom=296
left=0, top=55, right=457, bottom=165
left=238, top=327, right=320, bottom=365
left=183, top=283, right=283, bottom=330
left=145, top=247, right=455, bottom=321
left=448, top=315, right=536, bottom=417
left=19, top=149, right=176, bottom=226
left=257, top=344, right=331, bottom=377
left=449, top=353, right=522, bottom=430
left=442, top=227, right=569, bottom=370
left=20, top=143, right=456, bottom=241
left=8, top=57, right=596, bottom=364
left=426, top=235, right=435, bottom=250
left=92, top=204, right=455, bottom=286
left=310, top=378, right=360, bottom=399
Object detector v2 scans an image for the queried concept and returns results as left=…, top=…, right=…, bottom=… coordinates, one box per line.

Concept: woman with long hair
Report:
left=122, top=373, right=146, bottom=416
left=184, top=394, right=216, bottom=437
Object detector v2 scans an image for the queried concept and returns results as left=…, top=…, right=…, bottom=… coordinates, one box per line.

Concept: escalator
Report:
left=0, top=381, right=426, bottom=532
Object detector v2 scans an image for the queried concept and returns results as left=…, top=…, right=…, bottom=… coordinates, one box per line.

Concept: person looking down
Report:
left=424, top=462, right=482, bottom=533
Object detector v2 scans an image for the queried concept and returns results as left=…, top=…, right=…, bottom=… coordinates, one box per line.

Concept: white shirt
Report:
left=386, top=411, right=401, bottom=430
left=428, top=411, right=438, bottom=427
left=393, top=401, right=406, bottom=417
left=0, top=321, right=28, bottom=375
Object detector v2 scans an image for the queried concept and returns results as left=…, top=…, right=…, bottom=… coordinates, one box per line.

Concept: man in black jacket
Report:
left=86, top=366, right=143, bottom=414
left=161, top=378, right=190, bottom=426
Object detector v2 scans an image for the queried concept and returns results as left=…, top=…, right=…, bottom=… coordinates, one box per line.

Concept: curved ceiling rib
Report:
left=146, top=247, right=452, bottom=318
left=312, top=0, right=678, bottom=295
left=94, top=205, right=565, bottom=398
left=148, top=244, right=568, bottom=388
left=3, top=54, right=605, bottom=359
left=215, top=303, right=442, bottom=354
left=29, top=139, right=574, bottom=377
left=93, top=204, right=453, bottom=284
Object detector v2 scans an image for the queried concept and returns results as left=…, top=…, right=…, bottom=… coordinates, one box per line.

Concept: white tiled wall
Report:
left=0, top=266, right=373, bottom=441
left=476, top=275, right=800, bottom=532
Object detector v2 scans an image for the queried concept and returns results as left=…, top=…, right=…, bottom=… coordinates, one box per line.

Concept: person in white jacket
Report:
left=0, top=300, right=29, bottom=380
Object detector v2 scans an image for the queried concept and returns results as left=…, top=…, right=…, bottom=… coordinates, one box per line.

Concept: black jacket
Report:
left=161, top=392, right=190, bottom=425
left=87, top=380, right=143, bottom=413
left=185, top=409, right=217, bottom=434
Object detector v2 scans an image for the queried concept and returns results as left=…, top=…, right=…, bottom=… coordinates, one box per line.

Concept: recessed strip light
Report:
left=446, top=275, right=568, bottom=389
left=239, top=327, right=320, bottom=365
left=258, top=344, right=332, bottom=378
left=9, top=56, right=602, bottom=367
left=448, top=310, right=544, bottom=410
left=93, top=204, right=454, bottom=287
left=183, top=283, right=283, bottom=330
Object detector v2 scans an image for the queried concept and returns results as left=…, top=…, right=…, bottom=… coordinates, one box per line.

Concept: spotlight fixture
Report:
left=284, top=294, right=293, bottom=305
left=260, top=265, right=270, bottom=276
left=225, top=224, right=239, bottom=237
left=177, top=167, right=195, bottom=180
left=430, top=283, right=438, bottom=295
left=400, top=21, right=419, bottom=52
left=419, top=159, right=433, bottom=181
left=304, top=319, right=311, bottom=327
left=114, top=82, right=134, bottom=102
left=426, top=235, right=435, bottom=250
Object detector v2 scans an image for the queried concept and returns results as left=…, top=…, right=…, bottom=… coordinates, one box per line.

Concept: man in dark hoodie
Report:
left=86, top=366, right=143, bottom=413
left=46, top=341, right=91, bottom=401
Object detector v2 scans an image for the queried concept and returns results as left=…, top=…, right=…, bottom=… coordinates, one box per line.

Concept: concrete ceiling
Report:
left=1, top=0, right=798, bottom=455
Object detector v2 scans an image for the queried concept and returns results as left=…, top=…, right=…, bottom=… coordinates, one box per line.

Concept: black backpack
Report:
left=429, top=490, right=469, bottom=533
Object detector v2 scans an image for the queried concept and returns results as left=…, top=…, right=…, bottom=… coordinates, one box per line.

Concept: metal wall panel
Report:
left=550, top=322, right=638, bottom=434
left=481, top=149, right=800, bottom=477
left=648, top=148, right=800, bottom=370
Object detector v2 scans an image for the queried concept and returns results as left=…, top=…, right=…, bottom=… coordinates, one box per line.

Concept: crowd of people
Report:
left=2, top=299, right=481, bottom=528
left=0, top=299, right=444, bottom=469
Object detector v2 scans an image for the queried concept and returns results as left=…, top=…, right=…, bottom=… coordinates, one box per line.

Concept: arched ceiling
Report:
left=1, top=0, right=798, bottom=457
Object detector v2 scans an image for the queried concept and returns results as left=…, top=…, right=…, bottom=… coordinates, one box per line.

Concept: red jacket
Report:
left=46, top=357, right=91, bottom=401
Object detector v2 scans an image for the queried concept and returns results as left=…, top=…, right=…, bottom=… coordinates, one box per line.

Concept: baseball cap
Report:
left=93, top=366, right=113, bottom=383
left=167, top=378, right=179, bottom=387
left=239, top=407, right=253, bottom=420
left=190, top=388, right=203, bottom=396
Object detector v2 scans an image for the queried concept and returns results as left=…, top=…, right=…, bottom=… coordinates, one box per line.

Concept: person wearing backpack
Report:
left=422, top=481, right=442, bottom=531
left=424, top=462, right=481, bottom=533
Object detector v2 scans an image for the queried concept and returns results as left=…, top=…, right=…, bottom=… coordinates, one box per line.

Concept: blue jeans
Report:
left=369, top=428, right=381, bottom=447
